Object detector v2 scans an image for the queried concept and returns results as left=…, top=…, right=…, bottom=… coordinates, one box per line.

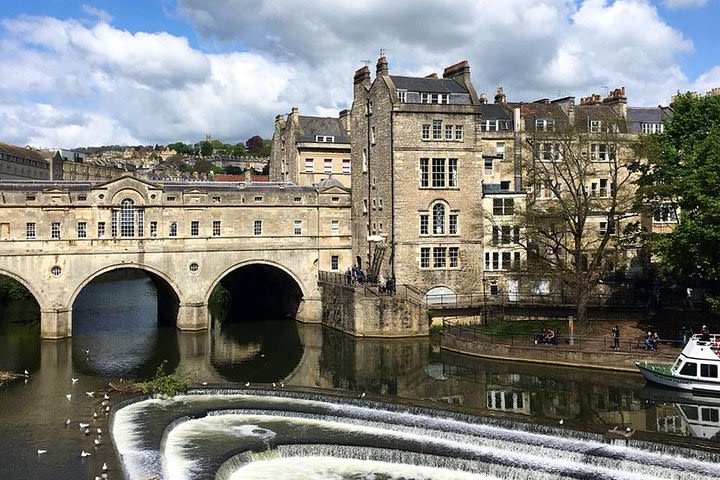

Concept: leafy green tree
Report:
left=193, top=158, right=222, bottom=174
left=167, top=142, right=195, bottom=155
left=231, top=143, right=246, bottom=157
left=632, top=93, right=720, bottom=283
left=246, top=135, right=264, bottom=154
left=200, top=141, right=214, bottom=157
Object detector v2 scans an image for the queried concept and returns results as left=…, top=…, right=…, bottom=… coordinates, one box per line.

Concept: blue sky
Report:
left=1, top=0, right=719, bottom=148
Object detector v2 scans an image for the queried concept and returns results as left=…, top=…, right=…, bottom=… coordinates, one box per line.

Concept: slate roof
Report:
left=478, top=103, right=512, bottom=119
left=627, top=107, right=672, bottom=133
left=390, top=76, right=468, bottom=94
left=574, top=104, right=627, bottom=133
left=296, top=116, right=350, bottom=143
left=0, top=143, right=47, bottom=162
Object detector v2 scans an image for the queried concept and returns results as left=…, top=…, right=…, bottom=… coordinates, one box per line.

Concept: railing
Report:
left=317, top=270, right=424, bottom=305
left=442, top=321, right=685, bottom=354
left=425, top=291, right=641, bottom=309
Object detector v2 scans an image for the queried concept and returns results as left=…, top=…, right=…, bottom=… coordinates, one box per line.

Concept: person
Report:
left=681, top=325, right=691, bottom=345
left=345, top=267, right=352, bottom=286
left=700, top=325, right=711, bottom=342
left=535, top=328, right=546, bottom=345
left=378, top=273, right=386, bottom=293
left=612, top=325, right=620, bottom=350
left=545, top=328, right=557, bottom=345
left=644, top=331, right=657, bottom=351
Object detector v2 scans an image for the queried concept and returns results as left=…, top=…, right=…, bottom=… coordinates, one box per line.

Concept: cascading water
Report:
left=112, top=389, right=720, bottom=480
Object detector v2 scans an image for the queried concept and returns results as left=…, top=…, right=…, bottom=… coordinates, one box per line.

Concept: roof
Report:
left=390, top=75, right=468, bottom=94
left=478, top=103, right=512, bottom=119
left=297, top=116, right=350, bottom=143
left=627, top=107, right=672, bottom=133
left=316, top=176, right=347, bottom=191
left=0, top=143, right=47, bottom=163
left=574, top=104, right=627, bottom=133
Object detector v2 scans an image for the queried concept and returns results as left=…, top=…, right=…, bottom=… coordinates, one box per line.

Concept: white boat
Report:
left=636, top=333, right=720, bottom=395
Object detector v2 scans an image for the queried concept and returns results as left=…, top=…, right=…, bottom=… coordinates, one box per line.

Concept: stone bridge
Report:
left=0, top=176, right=352, bottom=338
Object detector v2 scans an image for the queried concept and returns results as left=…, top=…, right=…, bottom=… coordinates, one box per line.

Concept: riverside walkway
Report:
left=441, top=321, right=681, bottom=372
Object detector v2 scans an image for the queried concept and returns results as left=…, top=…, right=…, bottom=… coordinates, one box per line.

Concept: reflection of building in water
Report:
left=656, top=410, right=685, bottom=435
left=677, top=404, right=720, bottom=440
left=486, top=390, right=532, bottom=415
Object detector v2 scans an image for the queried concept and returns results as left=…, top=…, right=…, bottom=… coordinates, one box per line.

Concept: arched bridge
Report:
left=0, top=176, right=352, bottom=338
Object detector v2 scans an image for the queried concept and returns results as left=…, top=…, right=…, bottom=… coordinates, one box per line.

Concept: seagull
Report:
left=86, top=391, right=95, bottom=397
left=559, top=419, right=564, bottom=425
left=103, top=394, right=109, bottom=400
left=280, top=383, right=285, bottom=388
left=260, top=354, right=265, bottom=358
left=102, top=462, right=108, bottom=472
left=94, top=438, right=101, bottom=446
left=93, top=412, right=98, bottom=419
left=71, top=378, right=79, bottom=384
left=66, top=394, right=72, bottom=401
left=97, top=428, right=102, bottom=435
left=37, top=449, right=47, bottom=455
left=245, top=382, right=250, bottom=387
left=105, top=406, right=110, bottom=412
left=24, top=370, right=29, bottom=376
left=83, top=349, right=90, bottom=355
left=79, top=422, right=90, bottom=429
left=201, top=382, right=207, bottom=386
left=272, top=383, right=276, bottom=388
left=101, top=400, right=108, bottom=407
left=360, top=392, right=366, bottom=398
left=65, top=419, right=71, bottom=426
left=626, top=427, right=632, bottom=433
left=80, top=451, right=91, bottom=458
left=84, top=428, right=90, bottom=436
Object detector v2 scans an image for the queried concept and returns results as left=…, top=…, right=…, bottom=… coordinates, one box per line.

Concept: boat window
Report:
left=680, top=405, right=699, bottom=421
left=679, top=362, right=697, bottom=376
left=672, top=358, right=683, bottom=371
left=700, top=364, right=718, bottom=378
left=701, top=408, right=719, bottom=423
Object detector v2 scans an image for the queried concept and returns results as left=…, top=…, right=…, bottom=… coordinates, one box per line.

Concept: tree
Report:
left=245, top=135, right=264, bottom=154
left=167, top=142, right=194, bottom=155
left=193, top=158, right=222, bottom=175
left=632, top=93, right=720, bottom=283
left=231, top=142, right=246, bottom=157
left=504, top=116, right=638, bottom=322
left=200, top=141, right=214, bottom=157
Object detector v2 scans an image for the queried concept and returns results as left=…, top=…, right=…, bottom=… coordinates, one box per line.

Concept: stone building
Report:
left=0, top=143, right=51, bottom=180
left=270, top=107, right=352, bottom=187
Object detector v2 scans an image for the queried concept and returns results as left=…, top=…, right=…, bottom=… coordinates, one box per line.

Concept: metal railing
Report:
left=425, top=290, right=641, bottom=309
left=317, top=270, right=424, bottom=305
left=442, top=321, right=684, bottom=354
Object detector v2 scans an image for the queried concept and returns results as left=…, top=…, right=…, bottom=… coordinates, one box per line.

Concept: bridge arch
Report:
left=207, top=259, right=307, bottom=322
left=0, top=268, right=45, bottom=309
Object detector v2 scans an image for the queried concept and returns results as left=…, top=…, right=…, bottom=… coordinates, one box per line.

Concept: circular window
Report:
left=150, top=194, right=156, bottom=199
left=51, top=265, right=62, bottom=277
left=189, top=262, right=200, bottom=273
left=98, top=194, right=104, bottom=199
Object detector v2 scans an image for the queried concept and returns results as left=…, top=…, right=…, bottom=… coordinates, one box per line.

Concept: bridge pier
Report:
left=296, top=297, right=323, bottom=324
left=40, top=307, right=72, bottom=339
left=177, top=302, right=210, bottom=331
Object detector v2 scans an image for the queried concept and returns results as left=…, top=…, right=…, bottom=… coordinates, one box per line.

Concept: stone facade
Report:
left=0, top=176, right=352, bottom=338
left=270, top=107, right=352, bottom=187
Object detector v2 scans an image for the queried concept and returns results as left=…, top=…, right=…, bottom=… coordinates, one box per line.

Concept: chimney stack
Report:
left=443, top=60, right=470, bottom=82
left=479, top=93, right=487, bottom=104
left=602, top=87, right=627, bottom=117
left=376, top=56, right=388, bottom=77
left=494, top=86, right=506, bottom=103
left=353, top=66, right=371, bottom=86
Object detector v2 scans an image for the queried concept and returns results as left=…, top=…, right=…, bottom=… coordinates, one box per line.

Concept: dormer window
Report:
left=589, top=120, right=602, bottom=133
left=420, top=93, right=449, bottom=104
left=535, top=119, right=555, bottom=132
left=397, top=90, right=407, bottom=103
left=641, top=123, right=664, bottom=134
left=315, top=135, right=335, bottom=142
left=480, top=119, right=509, bottom=132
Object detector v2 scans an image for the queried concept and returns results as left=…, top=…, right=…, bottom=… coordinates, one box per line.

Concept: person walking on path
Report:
left=612, top=325, right=621, bottom=350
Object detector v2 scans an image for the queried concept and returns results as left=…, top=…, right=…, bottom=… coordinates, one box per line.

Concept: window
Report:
left=378, top=198, right=383, bottom=210
left=120, top=198, right=136, bottom=237
left=330, top=220, right=339, bottom=235
left=433, top=247, right=447, bottom=268
left=324, top=159, right=332, bottom=174
left=305, top=158, right=314, bottom=172
left=700, top=364, right=718, bottom=378
left=370, top=126, right=376, bottom=145
left=97, top=222, right=105, bottom=238
left=535, top=118, right=555, bottom=131
left=590, top=144, right=614, bottom=161
left=167, top=196, right=176, bottom=201
left=599, top=221, right=616, bottom=236
left=589, top=120, right=602, bottom=133
left=315, top=135, right=335, bottom=142
left=397, top=90, right=407, bottom=103
left=420, top=214, right=429, bottom=235
left=26, top=222, right=35, bottom=239
left=432, top=120, right=442, bottom=140
left=169, top=221, right=178, bottom=237
left=422, top=124, right=430, bottom=140
left=496, top=142, right=505, bottom=159
left=362, top=149, right=368, bottom=172
left=420, top=158, right=430, bottom=187
left=539, top=143, right=561, bottom=161
left=433, top=203, right=446, bottom=234
left=331, top=255, right=339, bottom=270
left=420, top=247, right=431, bottom=268
left=342, top=159, right=351, bottom=174
left=449, top=213, right=458, bottom=235
left=653, top=204, right=678, bottom=223
left=212, top=220, right=221, bottom=237
left=78, top=194, right=87, bottom=201
left=539, top=180, right=561, bottom=199
left=254, top=220, right=262, bottom=235
left=449, top=247, right=459, bottom=267
left=294, top=196, right=302, bottom=203
left=362, top=198, right=368, bottom=213
left=332, top=196, right=340, bottom=203
left=492, top=225, right=520, bottom=245
left=254, top=196, right=263, bottom=202
left=484, top=158, right=493, bottom=175
left=455, top=125, right=463, bottom=140
left=480, top=119, right=510, bottom=131
left=641, top=122, right=664, bottom=134
left=26, top=195, right=36, bottom=201
left=485, top=251, right=521, bottom=270
left=448, top=159, right=458, bottom=187
left=150, top=221, right=158, bottom=237
left=50, top=221, right=61, bottom=239
left=500, top=181, right=511, bottom=191
left=294, top=220, right=302, bottom=235
left=212, top=196, right=221, bottom=203
left=445, top=125, right=453, bottom=140
left=421, top=93, right=449, bottom=104
left=190, top=221, right=199, bottom=236
left=492, top=198, right=514, bottom=216
left=599, top=178, right=609, bottom=197
left=679, top=362, right=697, bottom=376
left=77, top=221, right=87, bottom=238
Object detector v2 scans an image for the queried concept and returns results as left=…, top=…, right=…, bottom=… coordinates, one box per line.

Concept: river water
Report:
left=0, top=273, right=719, bottom=479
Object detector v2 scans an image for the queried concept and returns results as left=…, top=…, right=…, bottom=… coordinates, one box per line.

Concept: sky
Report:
left=1, top=0, right=719, bottom=149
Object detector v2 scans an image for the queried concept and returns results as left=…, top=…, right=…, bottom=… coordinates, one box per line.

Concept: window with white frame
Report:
left=449, top=213, right=458, bottom=235
left=342, top=159, right=351, bottom=174
left=653, top=204, right=678, bottom=223
left=190, top=220, right=199, bottom=236
left=362, top=149, right=368, bottom=172
left=433, top=203, right=446, bottom=234
left=492, top=198, right=515, bottom=216
left=539, top=180, right=561, bottom=199
left=330, top=220, right=339, bottom=235
left=535, top=118, right=555, bottom=132
left=324, top=159, right=332, bottom=174
left=421, top=93, right=449, bottom=104
left=26, top=222, right=35, bottom=239
left=484, top=158, right=493, bottom=175
left=496, top=142, right=505, bottom=159
left=445, top=124, right=453, bottom=140
left=294, top=220, right=302, bottom=235
left=641, top=122, right=664, bottom=134
left=150, top=221, right=158, bottom=237
left=77, top=221, right=87, bottom=238
left=589, top=120, right=602, bottom=133
left=492, top=225, right=520, bottom=245
left=254, top=220, right=262, bottom=235
left=480, top=119, right=509, bottom=131
left=449, top=247, right=459, bottom=267
left=433, top=247, right=447, bottom=268
left=485, top=250, right=521, bottom=270
left=212, top=220, right=221, bottom=237
left=432, top=120, right=442, bottom=140
left=51, top=222, right=60, bottom=239
left=169, top=221, right=177, bottom=237
left=455, top=125, right=463, bottom=140
left=538, top=143, right=561, bottom=162
left=590, top=143, right=614, bottom=161
left=599, top=220, right=616, bottom=236
left=422, top=124, right=430, bottom=140
left=420, top=247, right=431, bottom=268
left=97, top=222, right=105, bottom=238
left=120, top=198, right=136, bottom=237
left=420, top=214, right=429, bottom=235
left=429, top=158, right=458, bottom=188
left=305, top=158, right=314, bottom=172
left=315, top=135, right=335, bottom=142
left=420, top=158, right=430, bottom=186
left=397, top=90, right=407, bottom=103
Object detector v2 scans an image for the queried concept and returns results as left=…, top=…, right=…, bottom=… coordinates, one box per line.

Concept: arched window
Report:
left=433, top=203, right=445, bottom=234
left=120, top=198, right=135, bottom=237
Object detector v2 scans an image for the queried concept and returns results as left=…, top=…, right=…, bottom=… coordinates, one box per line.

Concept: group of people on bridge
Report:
left=345, top=266, right=395, bottom=295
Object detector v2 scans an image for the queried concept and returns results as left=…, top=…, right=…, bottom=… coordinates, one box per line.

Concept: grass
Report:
left=471, top=319, right=568, bottom=338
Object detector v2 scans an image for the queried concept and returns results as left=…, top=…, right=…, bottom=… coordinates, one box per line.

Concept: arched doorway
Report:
left=0, top=273, right=40, bottom=373
left=70, top=268, right=181, bottom=377
left=424, top=286, right=457, bottom=305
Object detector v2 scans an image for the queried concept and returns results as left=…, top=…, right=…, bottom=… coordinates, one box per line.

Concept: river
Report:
left=0, top=272, right=718, bottom=479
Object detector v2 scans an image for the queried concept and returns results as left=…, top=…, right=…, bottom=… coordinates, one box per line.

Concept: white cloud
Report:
left=664, top=0, right=708, bottom=8
left=81, top=4, right=112, bottom=23
left=0, top=1, right=717, bottom=148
